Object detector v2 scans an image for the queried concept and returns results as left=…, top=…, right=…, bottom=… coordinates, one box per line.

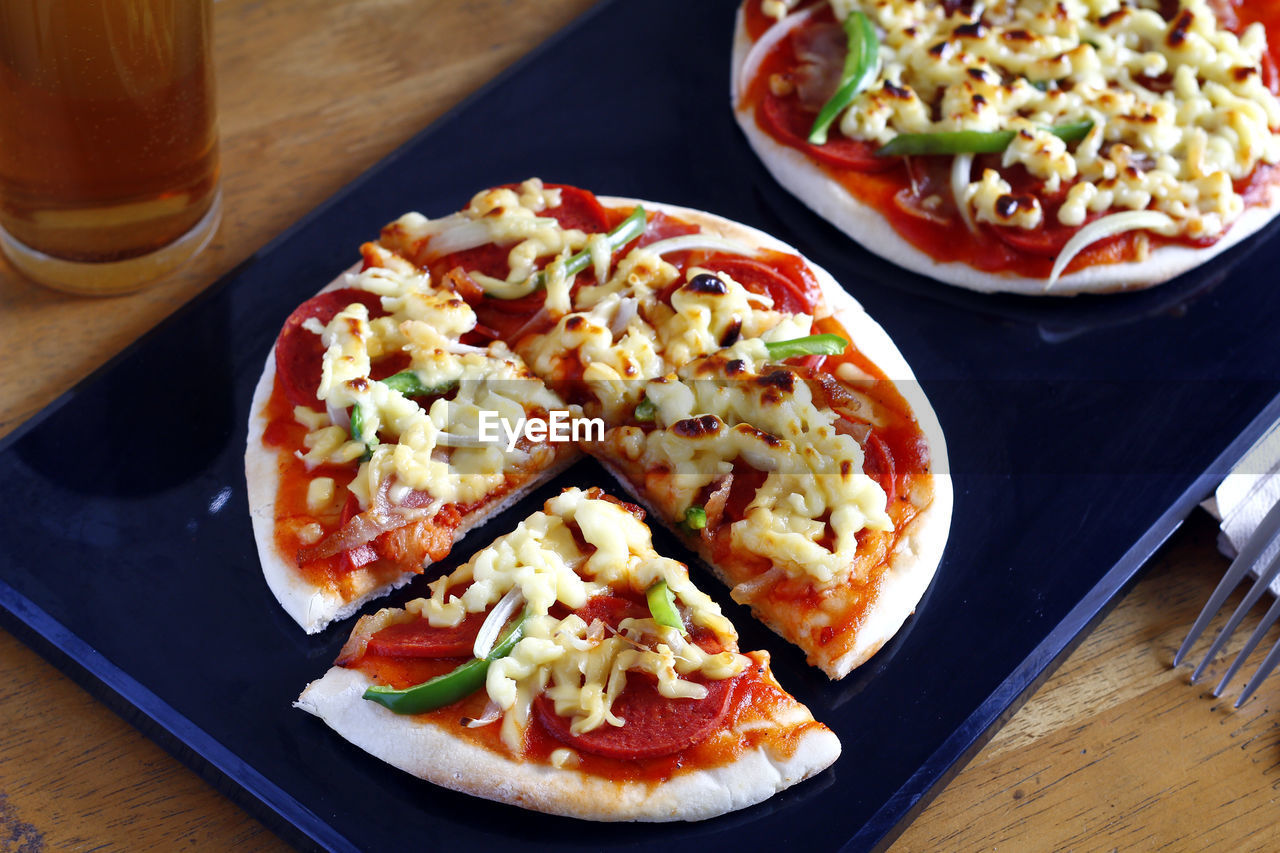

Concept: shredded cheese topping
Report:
left=362, top=180, right=896, bottom=589
left=784, top=0, right=1280, bottom=239
left=404, top=489, right=749, bottom=751
left=305, top=259, right=564, bottom=510
left=612, top=343, right=892, bottom=586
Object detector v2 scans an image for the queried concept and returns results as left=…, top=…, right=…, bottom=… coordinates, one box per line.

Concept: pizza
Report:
left=296, top=487, right=841, bottom=821
left=594, top=331, right=942, bottom=679
left=248, top=179, right=951, bottom=686
left=245, top=245, right=579, bottom=633
left=732, top=0, right=1280, bottom=295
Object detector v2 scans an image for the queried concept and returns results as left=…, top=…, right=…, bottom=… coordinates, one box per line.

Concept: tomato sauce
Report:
left=349, top=647, right=809, bottom=783
left=260, top=371, right=520, bottom=597
left=743, top=0, right=1280, bottom=278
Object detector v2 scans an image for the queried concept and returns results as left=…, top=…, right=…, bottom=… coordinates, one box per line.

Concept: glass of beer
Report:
left=0, top=0, right=221, bottom=295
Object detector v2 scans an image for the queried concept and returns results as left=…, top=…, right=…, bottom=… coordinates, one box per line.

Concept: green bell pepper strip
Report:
left=646, top=580, right=685, bottom=633
left=492, top=205, right=647, bottom=298
left=362, top=609, right=528, bottom=715
left=808, top=11, right=880, bottom=146
left=875, top=119, right=1094, bottom=157
left=634, top=397, right=656, bottom=422
left=682, top=505, right=707, bottom=531
left=348, top=373, right=456, bottom=460
left=763, top=334, right=848, bottom=361
left=349, top=402, right=375, bottom=462
left=381, top=370, right=456, bottom=397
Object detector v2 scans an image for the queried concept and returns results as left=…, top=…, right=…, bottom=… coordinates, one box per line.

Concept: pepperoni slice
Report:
left=534, top=673, right=737, bottom=760
left=539, top=184, right=611, bottom=233
left=759, top=90, right=900, bottom=172
left=574, top=594, right=646, bottom=628
left=274, top=289, right=387, bottom=409
left=985, top=213, right=1125, bottom=258
left=634, top=210, right=701, bottom=249
left=699, top=255, right=821, bottom=315
left=365, top=609, right=488, bottom=658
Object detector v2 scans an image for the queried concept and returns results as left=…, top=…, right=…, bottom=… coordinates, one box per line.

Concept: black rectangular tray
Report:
left=4, top=1, right=1280, bottom=850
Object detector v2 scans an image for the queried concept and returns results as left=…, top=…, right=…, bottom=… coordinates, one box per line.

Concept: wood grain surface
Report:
left=1, top=1, right=1278, bottom=850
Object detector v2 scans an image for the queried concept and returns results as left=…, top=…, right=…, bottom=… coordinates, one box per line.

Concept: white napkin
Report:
left=1202, top=419, right=1280, bottom=592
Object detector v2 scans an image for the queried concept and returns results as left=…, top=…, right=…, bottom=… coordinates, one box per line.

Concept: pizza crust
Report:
left=296, top=664, right=841, bottom=822
left=730, top=8, right=1280, bottom=297
left=588, top=197, right=952, bottom=679
left=244, top=267, right=579, bottom=634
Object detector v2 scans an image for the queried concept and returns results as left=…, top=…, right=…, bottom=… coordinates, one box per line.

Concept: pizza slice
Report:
left=592, top=281, right=947, bottom=679
left=245, top=245, right=577, bottom=633
left=733, top=0, right=1280, bottom=294
left=296, top=487, right=840, bottom=821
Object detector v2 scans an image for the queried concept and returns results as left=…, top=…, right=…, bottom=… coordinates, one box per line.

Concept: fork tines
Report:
left=1175, top=499, right=1280, bottom=708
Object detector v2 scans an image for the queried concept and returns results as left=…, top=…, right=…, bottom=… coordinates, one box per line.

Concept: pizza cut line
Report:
left=733, top=0, right=1280, bottom=294
left=246, top=179, right=952, bottom=680
left=296, top=487, right=842, bottom=822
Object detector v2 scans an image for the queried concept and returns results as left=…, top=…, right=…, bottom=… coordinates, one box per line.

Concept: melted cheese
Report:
left=406, top=489, right=748, bottom=752
left=375, top=179, right=829, bottom=420
left=626, top=350, right=892, bottom=585
left=309, top=264, right=563, bottom=508
left=803, top=0, right=1280, bottom=238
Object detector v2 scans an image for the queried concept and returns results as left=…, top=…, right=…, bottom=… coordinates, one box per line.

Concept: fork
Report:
left=1175, top=498, right=1280, bottom=707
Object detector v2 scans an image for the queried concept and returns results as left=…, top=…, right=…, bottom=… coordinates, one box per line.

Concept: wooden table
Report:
left=1, top=2, right=1277, bottom=849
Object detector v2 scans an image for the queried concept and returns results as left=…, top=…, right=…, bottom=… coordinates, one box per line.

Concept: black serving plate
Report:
left=3, top=1, right=1280, bottom=850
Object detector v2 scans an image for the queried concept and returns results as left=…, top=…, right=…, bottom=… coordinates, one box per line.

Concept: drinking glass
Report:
left=0, top=0, right=221, bottom=295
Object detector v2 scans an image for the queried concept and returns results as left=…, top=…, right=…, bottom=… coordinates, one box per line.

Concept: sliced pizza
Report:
left=296, top=487, right=841, bottom=821
left=367, top=179, right=950, bottom=676
left=245, top=245, right=577, bottom=633
left=733, top=0, right=1280, bottom=294
left=593, top=285, right=944, bottom=679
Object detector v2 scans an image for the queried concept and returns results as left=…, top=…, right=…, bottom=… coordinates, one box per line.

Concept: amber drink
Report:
left=0, top=0, right=220, bottom=294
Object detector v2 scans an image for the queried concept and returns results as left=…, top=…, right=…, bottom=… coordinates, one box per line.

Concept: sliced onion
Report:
left=297, top=481, right=432, bottom=563
left=640, top=234, right=760, bottom=258
left=297, top=507, right=427, bottom=563
left=605, top=623, right=651, bottom=651
left=510, top=304, right=552, bottom=342
left=423, top=219, right=500, bottom=258
left=735, top=4, right=821, bottom=102
left=435, top=431, right=490, bottom=448
left=326, top=401, right=351, bottom=431
left=951, top=152, right=976, bottom=233
left=892, top=188, right=949, bottom=225
left=610, top=297, right=640, bottom=338
left=793, top=21, right=845, bottom=109
left=732, top=567, right=785, bottom=604
left=1047, top=210, right=1175, bottom=288
left=703, top=473, right=734, bottom=531
left=462, top=700, right=503, bottom=728
left=473, top=587, right=524, bottom=659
